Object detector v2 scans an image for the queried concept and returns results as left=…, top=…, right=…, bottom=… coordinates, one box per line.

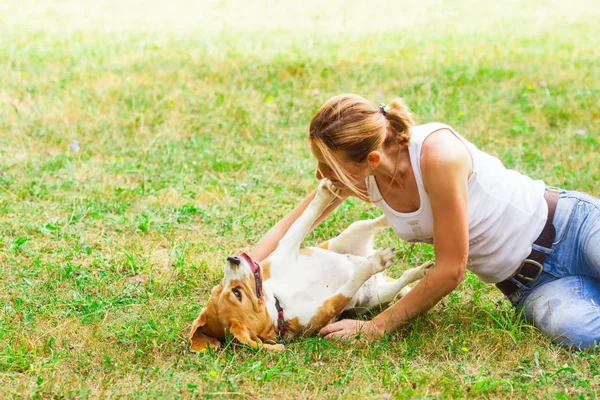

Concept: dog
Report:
left=190, top=179, right=433, bottom=352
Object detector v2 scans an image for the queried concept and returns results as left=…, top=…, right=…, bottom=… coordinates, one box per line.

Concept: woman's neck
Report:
left=373, top=145, right=411, bottom=190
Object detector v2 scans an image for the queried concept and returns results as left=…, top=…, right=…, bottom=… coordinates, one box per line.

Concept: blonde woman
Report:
left=250, top=94, right=600, bottom=349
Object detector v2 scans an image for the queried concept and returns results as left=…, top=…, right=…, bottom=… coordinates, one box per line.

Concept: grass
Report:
left=1, top=0, right=599, bottom=398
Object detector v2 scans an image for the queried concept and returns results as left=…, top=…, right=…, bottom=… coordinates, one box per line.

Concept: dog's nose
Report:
left=227, top=256, right=241, bottom=266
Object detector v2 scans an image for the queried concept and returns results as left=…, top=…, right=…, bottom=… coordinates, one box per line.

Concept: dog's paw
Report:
left=403, top=261, right=435, bottom=282
left=366, top=247, right=395, bottom=274
left=264, top=343, right=285, bottom=352
left=420, top=260, right=435, bottom=272
left=314, top=179, right=341, bottom=207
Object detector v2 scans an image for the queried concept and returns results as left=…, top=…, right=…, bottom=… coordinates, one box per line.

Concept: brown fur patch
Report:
left=261, top=259, right=271, bottom=280
left=299, top=247, right=313, bottom=256
left=308, top=293, right=352, bottom=333
left=285, top=317, right=304, bottom=337
left=230, top=319, right=282, bottom=351
left=317, top=241, right=329, bottom=250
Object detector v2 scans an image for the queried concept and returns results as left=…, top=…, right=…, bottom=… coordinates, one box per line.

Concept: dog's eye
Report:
left=232, top=288, right=242, bottom=301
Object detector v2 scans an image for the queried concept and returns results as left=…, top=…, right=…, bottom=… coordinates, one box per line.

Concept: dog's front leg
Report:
left=273, top=179, right=340, bottom=260
left=366, top=261, right=435, bottom=309
left=323, top=215, right=390, bottom=256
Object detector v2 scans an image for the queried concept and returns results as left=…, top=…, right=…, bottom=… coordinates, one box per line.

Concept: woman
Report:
left=249, top=94, right=600, bottom=349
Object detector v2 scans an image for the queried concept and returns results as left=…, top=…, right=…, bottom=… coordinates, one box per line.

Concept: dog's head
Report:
left=190, top=253, right=277, bottom=352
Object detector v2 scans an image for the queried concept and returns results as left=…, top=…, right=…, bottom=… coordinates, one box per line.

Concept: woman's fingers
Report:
left=319, top=319, right=350, bottom=337
left=321, top=320, right=384, bottom=341
left=324, top=327, right=353, bottom=340
left=324, top=331, right=348, bottom=340
left=320, top=319, right=362, bottom=339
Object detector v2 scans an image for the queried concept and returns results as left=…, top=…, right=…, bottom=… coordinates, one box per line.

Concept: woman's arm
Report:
left=373, top=130, right=471, bottom=331
left=320, top=130, right=471, bottom=339
left=249, top=186, right=349, bottom=262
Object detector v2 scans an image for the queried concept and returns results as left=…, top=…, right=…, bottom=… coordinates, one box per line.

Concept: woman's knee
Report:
left=552, top=325, right=600, bottom=350
left=522, top=277, right=600, bottom=350
left=527, top=300, right=600, bottom=349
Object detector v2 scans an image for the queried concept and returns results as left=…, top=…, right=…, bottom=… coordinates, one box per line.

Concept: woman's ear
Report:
left=367, top=151, right=382, bottom=169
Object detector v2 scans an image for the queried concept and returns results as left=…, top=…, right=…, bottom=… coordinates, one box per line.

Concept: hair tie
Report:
left=379, top=103, right=390, bottom=116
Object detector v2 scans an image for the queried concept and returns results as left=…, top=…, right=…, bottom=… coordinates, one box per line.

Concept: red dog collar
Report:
left=274, top=296, right=288, bottom=338
left=240, top=252, right=262, bottom=298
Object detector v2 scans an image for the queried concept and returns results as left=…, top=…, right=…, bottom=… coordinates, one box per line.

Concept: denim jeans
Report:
left=507, top=190, right=600, bottom=349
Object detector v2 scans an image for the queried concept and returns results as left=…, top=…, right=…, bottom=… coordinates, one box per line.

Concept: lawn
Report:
left=1, top=0, right=599, bottom=398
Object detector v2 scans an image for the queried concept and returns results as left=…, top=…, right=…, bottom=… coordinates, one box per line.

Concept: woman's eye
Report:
left=232, top=288, right=242, bottom=301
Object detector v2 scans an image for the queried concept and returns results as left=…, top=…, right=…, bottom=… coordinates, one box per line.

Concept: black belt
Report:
left=495, top=189, right=559, bottom=298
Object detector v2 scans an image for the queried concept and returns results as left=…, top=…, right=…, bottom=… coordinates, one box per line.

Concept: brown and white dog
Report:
left=190, top=179, right=433, bottom=352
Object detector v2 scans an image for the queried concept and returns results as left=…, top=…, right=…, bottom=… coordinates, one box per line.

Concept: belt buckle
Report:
left=515, top=259, right=543, bottom=282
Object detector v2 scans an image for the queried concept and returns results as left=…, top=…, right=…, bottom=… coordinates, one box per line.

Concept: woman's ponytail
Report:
left=383, top=98, right=414, bottom=147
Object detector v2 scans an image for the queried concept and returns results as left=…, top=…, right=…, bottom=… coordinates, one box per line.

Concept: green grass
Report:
left=1, top=0, right=600, bottom=398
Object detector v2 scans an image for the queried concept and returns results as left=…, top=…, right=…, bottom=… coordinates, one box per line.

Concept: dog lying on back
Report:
left=190, top=180, right=433, bottom=351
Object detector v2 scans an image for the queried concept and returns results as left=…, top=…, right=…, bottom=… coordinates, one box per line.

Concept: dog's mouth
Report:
left=240, top=252, right=262, bottom=298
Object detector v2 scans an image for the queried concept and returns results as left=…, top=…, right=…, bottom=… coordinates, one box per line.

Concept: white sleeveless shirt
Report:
left=367, top=123, right=547, bottom=283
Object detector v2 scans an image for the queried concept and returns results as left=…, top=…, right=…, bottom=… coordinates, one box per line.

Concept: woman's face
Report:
left=313, top=148, right=370, bottom=190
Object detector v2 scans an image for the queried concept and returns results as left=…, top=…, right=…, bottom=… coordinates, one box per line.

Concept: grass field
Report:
left=1, top=0, right=600, bottom=398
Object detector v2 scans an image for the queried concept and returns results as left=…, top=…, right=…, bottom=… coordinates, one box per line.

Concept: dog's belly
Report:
left=270, top=248, right=359, bottom=298
left=267, top=248, right=380, bottom=324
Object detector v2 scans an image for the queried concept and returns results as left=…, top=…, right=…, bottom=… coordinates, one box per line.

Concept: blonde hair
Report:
left=308, top=94, right=415, bottom=200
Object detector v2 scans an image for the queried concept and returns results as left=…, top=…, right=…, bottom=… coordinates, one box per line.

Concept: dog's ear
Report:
left=229, top=319, right=257, bottom=347
left=190, top=310, right=221, bottom=352
left=230, top=320, right=284, bottom=352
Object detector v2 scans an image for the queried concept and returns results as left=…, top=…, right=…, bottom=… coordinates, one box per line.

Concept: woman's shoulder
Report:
left=409, top=122, right=456, bottom=143
left=412, top=121, right=456, bottom=133
left=419, top=126, right=472, bottom=177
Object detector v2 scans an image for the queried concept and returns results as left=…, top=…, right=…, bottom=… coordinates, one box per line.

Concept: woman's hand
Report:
left=319, top=319, right=384, bottom=341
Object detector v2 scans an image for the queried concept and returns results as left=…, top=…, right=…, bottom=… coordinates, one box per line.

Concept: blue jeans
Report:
left=507, top=190, right=600, bottom=350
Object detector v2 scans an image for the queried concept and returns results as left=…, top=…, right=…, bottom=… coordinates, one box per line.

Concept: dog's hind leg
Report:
left=273, top=179, right=340, bottom=261
left=319, top=215, right=390, bottom=257
left=306, top=248, right=395, bottom=333
left=363, top=261, right=434, bottom=310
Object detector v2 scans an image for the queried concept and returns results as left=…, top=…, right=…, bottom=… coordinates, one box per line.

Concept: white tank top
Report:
left=367, top=123, right=547, bottom=283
